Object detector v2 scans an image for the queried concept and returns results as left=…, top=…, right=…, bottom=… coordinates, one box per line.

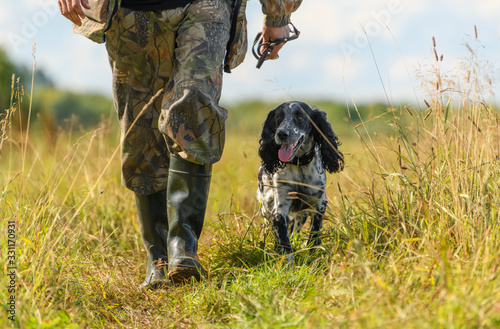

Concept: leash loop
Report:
left=252, top=22, right=300, bottom=69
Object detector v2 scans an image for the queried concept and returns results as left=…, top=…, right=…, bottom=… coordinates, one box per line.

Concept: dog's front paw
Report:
left=307, top=236, right=322, bottom=249
left=276, top=245, right=295, bottom=265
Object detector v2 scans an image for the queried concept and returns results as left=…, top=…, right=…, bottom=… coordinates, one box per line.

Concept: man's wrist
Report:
left=263, top=14, right=291, bottom=28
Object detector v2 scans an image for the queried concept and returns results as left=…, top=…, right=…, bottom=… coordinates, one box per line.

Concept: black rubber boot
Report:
left=166, top=155, right=211, bottom=284
left=135, top=189, right=172, bottom=290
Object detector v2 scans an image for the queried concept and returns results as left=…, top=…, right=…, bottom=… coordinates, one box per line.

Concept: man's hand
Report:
left=58, top=0, right=91, bottom=26
left=261, top=25, right=291, bottom=59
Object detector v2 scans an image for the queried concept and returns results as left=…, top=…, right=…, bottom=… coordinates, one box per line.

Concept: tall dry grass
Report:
left=0, top=32, right=499, bottom=328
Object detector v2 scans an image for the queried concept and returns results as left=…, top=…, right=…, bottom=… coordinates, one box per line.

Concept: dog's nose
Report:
left=277, top=129, right=289, bottom=140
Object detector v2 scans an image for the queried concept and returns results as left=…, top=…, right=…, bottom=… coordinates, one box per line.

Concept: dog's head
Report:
left=259, top=101, right=344, bottom=174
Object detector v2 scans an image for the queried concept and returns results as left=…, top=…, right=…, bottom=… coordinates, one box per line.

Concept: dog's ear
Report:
left=310, top=109, right=344, bottom=173
left=259, top=108, right=282, bottom=173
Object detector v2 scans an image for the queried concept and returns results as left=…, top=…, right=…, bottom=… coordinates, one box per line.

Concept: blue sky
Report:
left=1, top=0, right=500, bottom=106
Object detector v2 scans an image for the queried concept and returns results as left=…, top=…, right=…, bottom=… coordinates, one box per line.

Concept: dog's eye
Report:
left=297, top=116, right=304, bottom=122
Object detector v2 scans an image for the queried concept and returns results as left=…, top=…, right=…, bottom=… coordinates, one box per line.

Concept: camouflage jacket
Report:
left=73, top=0, right=302, bottom=71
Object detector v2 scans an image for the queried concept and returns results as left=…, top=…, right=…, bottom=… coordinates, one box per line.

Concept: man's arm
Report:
left=259, top=0, right=303, bottom=59
left=58, top=0, right=91, bottom=26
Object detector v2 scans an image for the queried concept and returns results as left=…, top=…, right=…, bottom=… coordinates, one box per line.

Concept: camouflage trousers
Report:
left=105, top=0, right=232, bottom=195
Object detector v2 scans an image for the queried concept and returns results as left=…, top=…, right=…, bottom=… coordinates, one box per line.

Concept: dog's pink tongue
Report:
left=278, top=144, right=293, bottom=162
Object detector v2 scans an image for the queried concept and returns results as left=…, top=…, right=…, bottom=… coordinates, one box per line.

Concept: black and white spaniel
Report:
left=257, top=101, right=344, bottom=262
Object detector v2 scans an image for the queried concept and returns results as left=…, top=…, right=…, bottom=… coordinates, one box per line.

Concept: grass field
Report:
left=1, top=45, right=500, bottom=328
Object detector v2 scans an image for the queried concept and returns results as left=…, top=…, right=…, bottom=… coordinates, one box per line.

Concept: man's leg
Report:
left=135, top=190, right=170, bottom=289
left=159, top=0, right=232, bottom=284
left=105, top=8, right=181, bottom=289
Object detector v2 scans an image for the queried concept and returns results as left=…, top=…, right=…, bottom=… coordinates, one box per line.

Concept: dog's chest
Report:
left=259, top=156, right=326, bottom=214
left=282, top=155, right=325, bottom=186
left=284, top=164, right=325, bottom=207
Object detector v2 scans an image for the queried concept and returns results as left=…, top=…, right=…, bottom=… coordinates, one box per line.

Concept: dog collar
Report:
left=288, top=147, right=316, bottom=166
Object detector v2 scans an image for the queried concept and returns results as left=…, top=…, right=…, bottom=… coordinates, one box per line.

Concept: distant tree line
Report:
left=0, top=47, right=114, bottom=129
left=0, top=46, right=406, bottom=135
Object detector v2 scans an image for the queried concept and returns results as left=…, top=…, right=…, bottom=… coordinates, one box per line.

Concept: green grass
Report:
left=1, top=45, right=500, bottom=327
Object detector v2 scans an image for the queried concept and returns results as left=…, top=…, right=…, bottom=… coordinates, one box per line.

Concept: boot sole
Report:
left=140, top=279, right=172, bottom=291
left=168, top=267, right=203, bottom=285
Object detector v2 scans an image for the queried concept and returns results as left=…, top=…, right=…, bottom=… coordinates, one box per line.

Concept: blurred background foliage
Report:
left=0, top=46, right=114, bottom=130
left=0, top=45, right=400, bottom=139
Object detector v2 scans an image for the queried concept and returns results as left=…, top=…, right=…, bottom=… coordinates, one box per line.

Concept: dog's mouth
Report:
left=278, top=135, right=305, bottom=162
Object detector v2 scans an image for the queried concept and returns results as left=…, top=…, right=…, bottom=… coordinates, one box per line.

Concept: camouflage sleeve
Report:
left=259, top=0, right=302, bottom=27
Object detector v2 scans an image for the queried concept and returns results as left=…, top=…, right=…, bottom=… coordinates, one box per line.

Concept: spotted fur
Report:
left=257, top=101, right=344, bottom=262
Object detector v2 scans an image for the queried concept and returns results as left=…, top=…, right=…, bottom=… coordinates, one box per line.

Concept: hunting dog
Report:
left=257, top=101, right=344, bottom=262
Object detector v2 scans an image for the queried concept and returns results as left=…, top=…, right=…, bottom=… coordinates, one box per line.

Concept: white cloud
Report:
left=446, top=0, right=500, bottom=19
left=0, top=0, right=60, bottom=62
left=292, top=0, right=344, bottom=44
left=42, top=32, right=111, bottom=95
left=478, top=0, right=500, bottom=17
left=325, top=55, right=360, bottom=81
left=388, top=55, right=422, bottom=83
left=0, top=8, right=7, bottom=25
